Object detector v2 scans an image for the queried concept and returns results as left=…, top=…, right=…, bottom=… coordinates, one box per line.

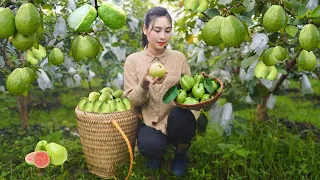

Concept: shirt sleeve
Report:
left=123, top=55, right=149, bottom=108
left=182, top=57, right=192, bottom=75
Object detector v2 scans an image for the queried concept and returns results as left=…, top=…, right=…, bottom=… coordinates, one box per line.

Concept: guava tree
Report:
left=0, top=0, right=153, bottom=130
left=162, top=0, right=319, bottom=128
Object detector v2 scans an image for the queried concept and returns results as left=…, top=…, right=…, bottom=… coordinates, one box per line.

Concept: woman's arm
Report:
left=123, top=57, right=150, bottom=108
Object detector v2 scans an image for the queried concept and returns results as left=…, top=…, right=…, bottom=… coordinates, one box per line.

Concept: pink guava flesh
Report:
left=25, top=152, right=36, bottom=165
left=33, top=151, right=50, bottom=168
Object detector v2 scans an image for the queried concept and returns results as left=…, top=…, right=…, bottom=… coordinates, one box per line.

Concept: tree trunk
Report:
left=255, top=51, right=301, bottom=122
left=18, top=95, right=29, bottom=130
left=256, top=96, right=269, bottom=121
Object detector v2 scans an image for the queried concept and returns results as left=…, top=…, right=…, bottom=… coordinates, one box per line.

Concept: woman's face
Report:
left=143, top=16, right=172, bottom=51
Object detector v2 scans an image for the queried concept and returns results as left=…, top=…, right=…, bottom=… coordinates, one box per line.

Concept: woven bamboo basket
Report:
left=75, top=106, right=139, bottom=179
left=174, top=73, right=224, bottom=111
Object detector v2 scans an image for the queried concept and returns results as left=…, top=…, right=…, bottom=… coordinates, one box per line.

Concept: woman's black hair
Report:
left=142, top=7, right=172, bottom=47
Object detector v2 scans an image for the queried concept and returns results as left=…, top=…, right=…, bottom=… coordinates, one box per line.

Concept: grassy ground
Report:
left=0, top=79, right=319, bottom=179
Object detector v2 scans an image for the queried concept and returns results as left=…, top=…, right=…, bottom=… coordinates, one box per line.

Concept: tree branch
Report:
left=1, top=39, right=14, bottom=69
left=201, top=12, right=211, bottom=20
left=273, top=50, right=301, bottom=91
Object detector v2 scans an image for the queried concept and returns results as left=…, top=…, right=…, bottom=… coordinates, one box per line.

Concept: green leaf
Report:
left=235, top=149, right=250, bottom=158
left=47, top=131, right=62, bottom=143
left=309, top=5, right=320, bottom=18
left=204, top=77, right=213, bottom=94
left=111, top=42, right=121, bottom=47
left=206, top=9, right=220, bottom=18
left=277, top=67, right=288, bottom=75
left=230, top=5, right=246, bottom=14
left=234, top=116, right=248, bottom=124
left=241, top=55, right=258, bottom=68
left=285, top=26, right=298, bottom=37
left=298, top=5, right=307, bottom=17
left=243, top=0, right=255, bottom=12
left=234, top=127, right=247, bottom=136
left=163, top=85, right=178, bottom=104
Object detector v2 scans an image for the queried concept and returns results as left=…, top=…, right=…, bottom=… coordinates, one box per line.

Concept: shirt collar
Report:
left=144, top=46, right=169, bottom=64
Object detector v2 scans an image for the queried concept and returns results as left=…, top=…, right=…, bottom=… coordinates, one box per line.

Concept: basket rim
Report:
left=173, top=75, right=224, bottom=109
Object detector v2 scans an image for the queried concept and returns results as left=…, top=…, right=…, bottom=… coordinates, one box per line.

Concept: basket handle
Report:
left=111, top=120, right=133, bottom=180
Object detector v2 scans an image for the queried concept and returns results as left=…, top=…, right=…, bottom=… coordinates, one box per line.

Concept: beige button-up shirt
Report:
left=123, top=48, right=191, bottom=135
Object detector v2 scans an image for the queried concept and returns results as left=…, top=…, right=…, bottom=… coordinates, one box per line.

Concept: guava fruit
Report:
left=15, top=3, right=41, bottom=36
left=299, top=24, right=320, bottom=51
left=100, top=87, right=113, bottom=94
left=115, top=100, right=126, bottom=112
left=35, top=140, right=48, bottom=152
left=273, top=46, right=287, bottom=61
left=297, top=50, right=317, bottom=71
left=67, top=4, right=97, bottom=33
left=99, top=102, right=111, bottom=113
left=46, top=142, right=68, bottom=166
left=107, top=99, right=116, bottom=112
left=254, top=61, right=269, bottom=79
left=98, top=2, right=126, bottom=29
left=220, top=15, right=245, bottom=47
left=26, top=50, right=39, bottom=65
left=70, top=35, right=101, bottom=61
left=31, top=44, right=46, bottom=60
left=262, top=5, right=286, bottom=32
left=196, top=0, right=208, bottom=13
left=25, top=152, right=36, bottom=165
left=112, top=90, right=123, bottom=98
left=78, top=97, right=88, bottom=111
left=149, top=62, right=166, bottom=79
left=83, top=101, right=94, bottom=112
left=33, top=151, right=50, bottom=168
left=93, top=100, right=103, bottom=113
left=122, top=97, right=132, bottom=110
left=184, top=97, right=199, bottom=105
left=99, top=92, right=113, bottom=102
left=88, top=91, right=100, bottom=102
left=0, top=8, right=15, bottom=38
left=23, top=67, right=37, bottom=83
left=11, top=32, right=37, bottom=51
left=262, top=47, right=279, bottom=66
left=192, top=82, right=205, bottom=98
left=184, top=0, right=198, bottom=11
left=49, top=48, right=64, bottom=65
left=6, top=68, right=31, bottom=96
left=83, top=35, right=101, bottom=58
left=266, top=66, right=278, bottom=81
left=202, top=16, right=223, bottom=46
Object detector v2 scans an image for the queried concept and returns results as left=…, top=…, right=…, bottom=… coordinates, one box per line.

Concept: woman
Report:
left=123, top=6, right=196, bottom=176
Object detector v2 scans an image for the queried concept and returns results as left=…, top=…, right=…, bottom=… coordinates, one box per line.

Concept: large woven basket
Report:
left=174, top=73, right=224, bottom=111
left=75, top=106, right=139, bottom=179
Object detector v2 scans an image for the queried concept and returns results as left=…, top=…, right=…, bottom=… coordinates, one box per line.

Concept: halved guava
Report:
left=25, top=152, right=36, bottom=165
left=33, top=151, right=50, bottom=168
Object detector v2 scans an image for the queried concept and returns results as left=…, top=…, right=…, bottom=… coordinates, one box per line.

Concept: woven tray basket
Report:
left=75, top=106, right=139, bottom=179
left=174, top=73, right=224, bottom=111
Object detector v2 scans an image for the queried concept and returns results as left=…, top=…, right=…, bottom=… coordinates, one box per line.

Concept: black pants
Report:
left=137, top=107, right=196, bottom=159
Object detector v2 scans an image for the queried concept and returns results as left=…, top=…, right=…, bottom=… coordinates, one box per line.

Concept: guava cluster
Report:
left=67, top=2, right=126, bottom=61
left=25, top=140, right=68, bottom=168
left=174, top=73, right=221, bottom=105
left=78, top=87, right=132, bottom=114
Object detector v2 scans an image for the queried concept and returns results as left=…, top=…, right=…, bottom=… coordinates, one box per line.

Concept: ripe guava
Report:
left=46, top=142, right=68, bottom=166
left=149, top=62, right=166, bottom=79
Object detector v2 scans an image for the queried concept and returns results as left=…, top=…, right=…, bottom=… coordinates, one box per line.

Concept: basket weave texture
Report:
left=75, top=106, right=139, bottom=178
left=174, top=74, right=224, bottom=111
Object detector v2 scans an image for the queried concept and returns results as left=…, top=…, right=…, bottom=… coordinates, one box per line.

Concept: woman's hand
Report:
left=140, top=66, right=167, bottom=90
